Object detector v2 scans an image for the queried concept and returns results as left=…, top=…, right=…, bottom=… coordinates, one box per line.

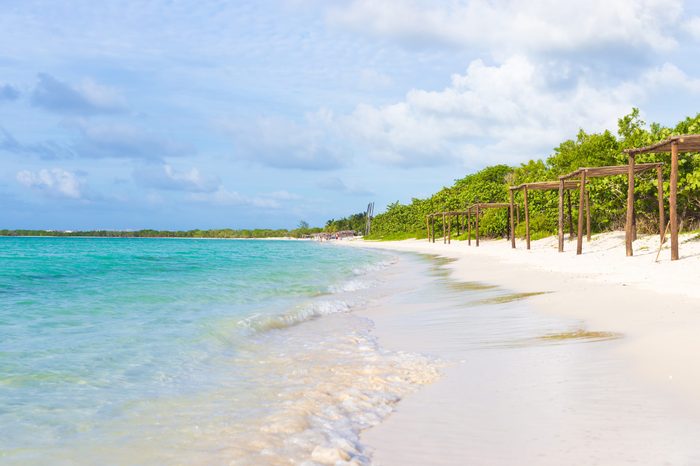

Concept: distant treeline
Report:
left=332, top=109, right=700, bottom=240
left=0, top=227, right=323, bottom=239
left=1, top=220, right=368, bottom=240
left=323, top=212, right=367, bottom=233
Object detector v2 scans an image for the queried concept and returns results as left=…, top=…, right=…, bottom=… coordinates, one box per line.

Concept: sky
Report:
left=3, top=0, right=700, bottom=230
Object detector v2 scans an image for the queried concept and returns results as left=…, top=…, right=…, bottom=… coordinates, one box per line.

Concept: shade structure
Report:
left=426, top=203, right=512, bottom=247
left=509, top=181, right=581, bottom=250
left=558, top=162, right=663, bottom=256
left=623, top=135, right=700, bottom=261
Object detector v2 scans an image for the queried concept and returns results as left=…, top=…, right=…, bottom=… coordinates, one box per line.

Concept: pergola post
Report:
left=448, top=214, right=452, bottom=244
left=670, top=141, right=679, bottom=260
left=657, top=165, right=665, bottom=244
left=442, top=213, right=446, bottom=244
left=558, top=180, right=564, bottom=252
left=625, top=155, right=635, bottom=257
left=585, top=191, right=591, bottom=242
left=475, top=205, right=480, bottom=247
left=524, top=186, right=530, bottom=250
left=577, top=170, right=586, bottom=255
left=509, top=190, right=516, bottom=249
left=467, top=208, right=472, bottom=245
left=567, top=190, right=574, bottom=239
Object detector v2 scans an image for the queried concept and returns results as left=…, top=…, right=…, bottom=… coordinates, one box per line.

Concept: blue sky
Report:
left=3, top=0, right=700, bottom=230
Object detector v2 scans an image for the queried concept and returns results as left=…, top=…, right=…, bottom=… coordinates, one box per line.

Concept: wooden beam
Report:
left=509, top=189, right=516, bottom=249
left=657, top=165, right=665, bottom=245
left=577, top=170, right=586, bottom=255
left=524, top=186, right=530, bottom=250
left=670, top=141, right=679, bottom=260
left=567, top=190, right=574, bottom=239
left=558, top=180, right=564, bottom=252
left=625, top=155, right=635, bottom=257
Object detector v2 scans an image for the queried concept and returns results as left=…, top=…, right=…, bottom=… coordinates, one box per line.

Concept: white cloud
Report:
left=358, top=68, right=393, bottom=88
left=682, top=16, right=700, bottom=40
left=265, top=190, right=302, bottom=200
left=220, top=109, right=346, bottom=170
left=329, top=0, right=682, bottom=54
left=340, top=56, right=700, bottom=167
left=640, top=63, right=700, bottom=92
left=190, top=188, right=281, bottom=208
left=16, top=168, right=83, bottom=199
left=31, top=73, right=126, bottom=115
left=133, top=164, right=220, bottom=192
left=317, top=176, right=374, bottom=195
left=74, top=122, right=193, bottom=160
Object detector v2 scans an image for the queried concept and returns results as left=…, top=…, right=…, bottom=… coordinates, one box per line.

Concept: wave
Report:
left=237, top=299, right=353, bottom=333
left=238, top=255, right=400, bottom=334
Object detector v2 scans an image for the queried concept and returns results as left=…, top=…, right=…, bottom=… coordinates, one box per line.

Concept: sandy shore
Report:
left=338, top=231, right=700, bottom=464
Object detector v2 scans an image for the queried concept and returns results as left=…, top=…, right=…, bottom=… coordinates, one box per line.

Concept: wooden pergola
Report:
left=426, top=202, right=512, bottom=246
left=467, top=202, right=511, bottom=247
left=558, top=162, right=664, bottom=256
left=426, top=211, right=469, bottom=244
left=624, top=134, right=700, bottom=260
left=509, top=180, right=581, bottom=250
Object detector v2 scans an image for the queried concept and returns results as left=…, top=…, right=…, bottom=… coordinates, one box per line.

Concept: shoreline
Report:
left=337, top=231, right=700, bottom=464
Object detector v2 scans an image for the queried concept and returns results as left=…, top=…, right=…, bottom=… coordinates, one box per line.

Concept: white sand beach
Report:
left=339, top=231, right=700, bottom=465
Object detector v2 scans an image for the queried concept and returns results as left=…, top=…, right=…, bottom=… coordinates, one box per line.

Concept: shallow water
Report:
left=361, top=252, right=700, bottom=465
left=0, top=238, right=438, bottom=465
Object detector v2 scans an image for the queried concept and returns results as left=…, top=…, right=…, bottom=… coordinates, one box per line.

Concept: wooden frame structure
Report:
left=426, top=202, right=512, bottom=246
left=558, top=162, right=663, bottom=256
left=426, top=211, right=468, bottom=244
left=624, top=134, right=700, bottom=260
left=467, top=203, right=511, bottom=247
left=509, top=181, right=581, bottom=250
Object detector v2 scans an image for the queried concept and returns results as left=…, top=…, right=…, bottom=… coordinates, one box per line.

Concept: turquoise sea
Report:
left=0, top=238, right=436, bottom=465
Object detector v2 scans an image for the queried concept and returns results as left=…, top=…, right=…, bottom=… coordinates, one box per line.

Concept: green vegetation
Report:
left=324, top=212, right=367, bottom=233
left=341, top=109, right=700, bottom=240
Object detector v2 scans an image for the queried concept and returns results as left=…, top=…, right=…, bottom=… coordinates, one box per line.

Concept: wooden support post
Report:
left=558, top=180, right=564, bottom=252
left=625, top=155, right=635, bottom=257
left=509, top=190, right=516, bottom=249
left=585, top=191, right=591, bottom=242
left=670, top=141, right=679, bottom=260
left=524, top=186, right=530, bottom=250
left=467, top=209, right=472, bottom=245
left=567, top=190, right=574, bottom=239
left=448, top=214, right=452, bottom=244
left=442, top=213, right=446, bottom=244
left=668, top=141, right=678, bottom=261
left=657, top=165, right=665, bottom=245
left=577, top=170, right=586, bottom=255
left=475, top=205, right=480, bottom=247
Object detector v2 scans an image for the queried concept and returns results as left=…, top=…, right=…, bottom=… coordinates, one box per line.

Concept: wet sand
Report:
left=340, top=232, right=700, bottom=465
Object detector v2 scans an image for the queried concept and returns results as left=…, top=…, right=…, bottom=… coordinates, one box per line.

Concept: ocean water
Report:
left=0, top=238, right=438, bottom=465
